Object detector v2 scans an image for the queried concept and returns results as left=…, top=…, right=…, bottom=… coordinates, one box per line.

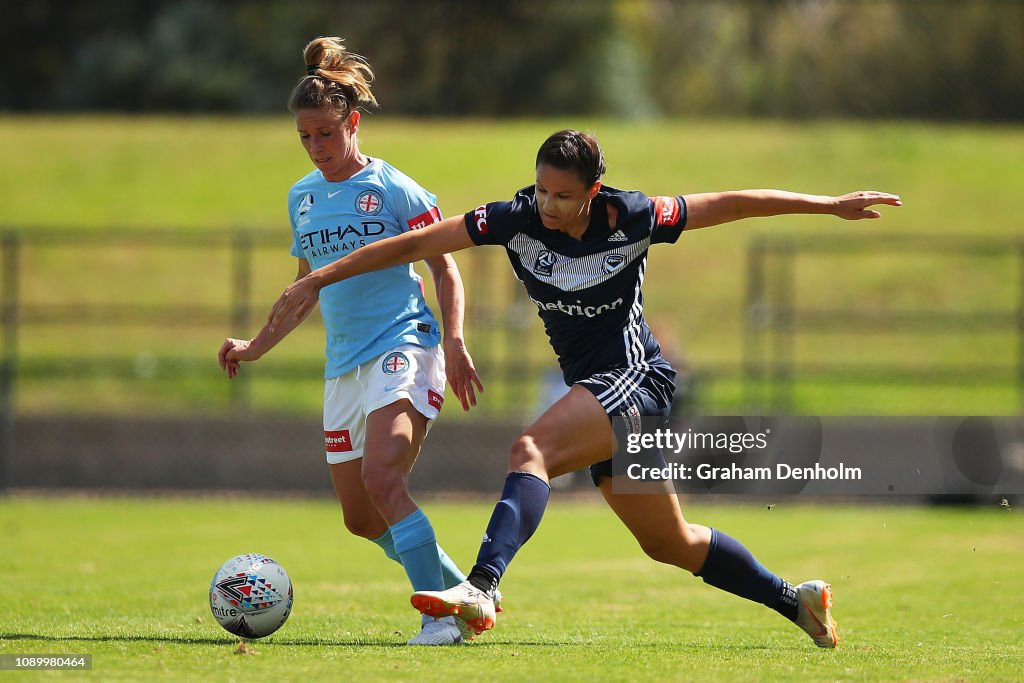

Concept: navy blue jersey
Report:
left=464, top=185, right=686, bottom=385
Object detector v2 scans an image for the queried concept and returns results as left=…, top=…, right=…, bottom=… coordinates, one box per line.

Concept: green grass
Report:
left=2, top=116, right=1024, bottom=416
left=2, top=496, right=1022, bottom=681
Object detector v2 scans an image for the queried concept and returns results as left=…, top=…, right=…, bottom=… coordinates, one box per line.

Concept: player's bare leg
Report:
left=362, top=400, right=466, bottom=644
left=597, top=477, right=711, bottom=572
left=328, top=454, right=457, bottom=643
left=361, top=398, right=426, bottom=525
left=510, top=385, right=617, bottom=481
left=329, top=459, right=389, bottom=540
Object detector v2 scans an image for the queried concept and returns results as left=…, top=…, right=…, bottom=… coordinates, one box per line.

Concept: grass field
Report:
left=3, top=116, right=1024, bottom=416
left=2, top=495, right=1022, bottom=681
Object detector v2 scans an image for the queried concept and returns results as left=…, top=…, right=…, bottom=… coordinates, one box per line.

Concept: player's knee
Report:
left=342, top=514, right=384, bottom=540
left=639, top=525, right=708, bottom=571
left=508, top=434, right=544, bottom=472
left=360, top=465, right=407, bottom=509
left=638, top=539, right=681, bottom=567
left=681, top=522, right=711, bottom=550
left=681, top=523, right=711, bottom=572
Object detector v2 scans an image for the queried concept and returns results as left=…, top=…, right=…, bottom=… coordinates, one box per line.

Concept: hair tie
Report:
left=306, top=64, right=319, bottom=76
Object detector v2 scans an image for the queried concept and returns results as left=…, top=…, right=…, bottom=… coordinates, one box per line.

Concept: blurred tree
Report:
left=59, top=1, right=253, bottom=110
left=1, top=0, right=1021, bottom=120
left=0, top=0, right=159, bottom=110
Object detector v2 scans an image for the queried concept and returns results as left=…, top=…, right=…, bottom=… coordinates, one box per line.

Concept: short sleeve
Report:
left=464, top=194, right=531, bottom=247
left=288, top=190, right=304, bottom=258
left=650, top=195, right=688, bottom=244
left=387, top=175, right=444, bottom=231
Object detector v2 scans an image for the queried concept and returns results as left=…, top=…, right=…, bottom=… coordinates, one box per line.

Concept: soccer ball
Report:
left=209, top=553, right=293, bottom=638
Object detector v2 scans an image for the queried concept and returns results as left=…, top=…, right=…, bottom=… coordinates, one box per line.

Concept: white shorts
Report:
left=323, top=343, right=446, bottom=464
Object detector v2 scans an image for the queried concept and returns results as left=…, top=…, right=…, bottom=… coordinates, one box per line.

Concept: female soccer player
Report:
left=267, top=128, right=902, bottom=647
left=218, top=37, right=485, bottom=646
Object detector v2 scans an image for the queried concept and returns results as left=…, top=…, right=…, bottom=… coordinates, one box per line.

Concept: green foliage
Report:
left=5, top=1, right=1024, bottom=119
left=2, top=496, right=1022, bottom=681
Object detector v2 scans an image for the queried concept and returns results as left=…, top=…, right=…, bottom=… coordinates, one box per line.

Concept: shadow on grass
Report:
left=0, top=633, right=406, bottom=647
left=2, top=633, right=789, bottom=650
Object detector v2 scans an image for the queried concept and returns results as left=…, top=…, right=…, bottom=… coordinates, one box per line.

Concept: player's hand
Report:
left=218, top=337, right=259, bottom=379
left=443, top=337, right=484, bottom=411
left=831, top=191, right=902, bottom=220
left=269, top=274, right=322, bottom=332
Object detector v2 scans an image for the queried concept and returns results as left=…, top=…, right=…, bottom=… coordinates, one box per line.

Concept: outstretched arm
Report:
left=682, top=190, right=901, bottom=231
left=269, top=214, right=475, bottom=331
left=219, top=258, right=317, bottom=379
left=424, top=252, right=484, bottom=411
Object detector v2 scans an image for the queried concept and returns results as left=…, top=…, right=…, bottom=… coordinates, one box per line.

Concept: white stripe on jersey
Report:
left=508, top=233, right=651, bottom=292
left=592, top=367, right=641, bottom=414
left=592, top=263, right=648, bottom=411
left=592, top=257, right=651, bottom=413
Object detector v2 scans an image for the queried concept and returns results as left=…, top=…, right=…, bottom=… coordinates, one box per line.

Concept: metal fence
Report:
left=0, top=228, right=561, bottom=489
left=4, top=228, right=1021, bottom=490
left=1, top=234, right=16, bottom=490
left=743, top=234, right=1024, bottom=412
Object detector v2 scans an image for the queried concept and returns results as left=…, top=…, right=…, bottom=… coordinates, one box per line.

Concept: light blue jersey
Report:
left=288, top=158, right=443, bottom=378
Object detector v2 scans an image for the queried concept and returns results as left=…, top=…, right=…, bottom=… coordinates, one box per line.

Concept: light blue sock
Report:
left=372, top=528, right=464, bottom=589
left=390, top=509, right=445, bottom=592
left=370, top=528, right=401, bottom=562
left=437, top=544, right=466, bottom=589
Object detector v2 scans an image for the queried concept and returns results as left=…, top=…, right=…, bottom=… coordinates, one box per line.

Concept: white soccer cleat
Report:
left=406, top=615, right=463, bottom=646
left=411, top=580, right=497, bottom=636
left=452, top=587, right=503, bottom=641
left=452, top=614, right=476, bottom=643
left=795, top=580, right=839, bottom=648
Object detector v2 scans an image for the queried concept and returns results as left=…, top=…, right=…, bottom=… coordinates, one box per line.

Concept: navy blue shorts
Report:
left=576, top=361, right=676, bottom=487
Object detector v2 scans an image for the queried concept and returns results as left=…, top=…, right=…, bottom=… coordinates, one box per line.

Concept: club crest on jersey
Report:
left=382, top=351, right=410, bottom=375
left=533, top=250, right=558, bottom=277
left=355, top=190, right=383, bottom=215
left=603, top=253, right=625, bottom=274
left=296, top=193, right=314, bottom=226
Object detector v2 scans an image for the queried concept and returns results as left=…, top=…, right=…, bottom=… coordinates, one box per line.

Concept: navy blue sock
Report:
left=696, top=528, right=798, bottom=621
left=468, top=472, right=550, bottom=592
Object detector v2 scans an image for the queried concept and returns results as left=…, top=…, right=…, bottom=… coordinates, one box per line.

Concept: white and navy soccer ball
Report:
left=209, top=553, right=293, bottom=638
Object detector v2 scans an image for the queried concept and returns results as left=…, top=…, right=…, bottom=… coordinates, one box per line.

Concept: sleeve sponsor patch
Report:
left=464, top=198, right=522, bottom=247
left=653, top=196, right=681, bottom=226
left=472, top=205, right=488, bottom=235
left=407, top=206, right=442, bottom=230
left=427, top=389, right=444, bottom=411
left=325, top=430, right=354, bottom=453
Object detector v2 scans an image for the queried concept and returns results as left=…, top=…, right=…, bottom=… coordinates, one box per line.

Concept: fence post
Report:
left=1018, top=243, right=1024, bottom=410
left=771, top=241, right=795, bottom=412
left=230, top=232, right=253, bottom=410
left=744, top=238, right=766, bottom=411
left=0, top=233, right=20, bottom=492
